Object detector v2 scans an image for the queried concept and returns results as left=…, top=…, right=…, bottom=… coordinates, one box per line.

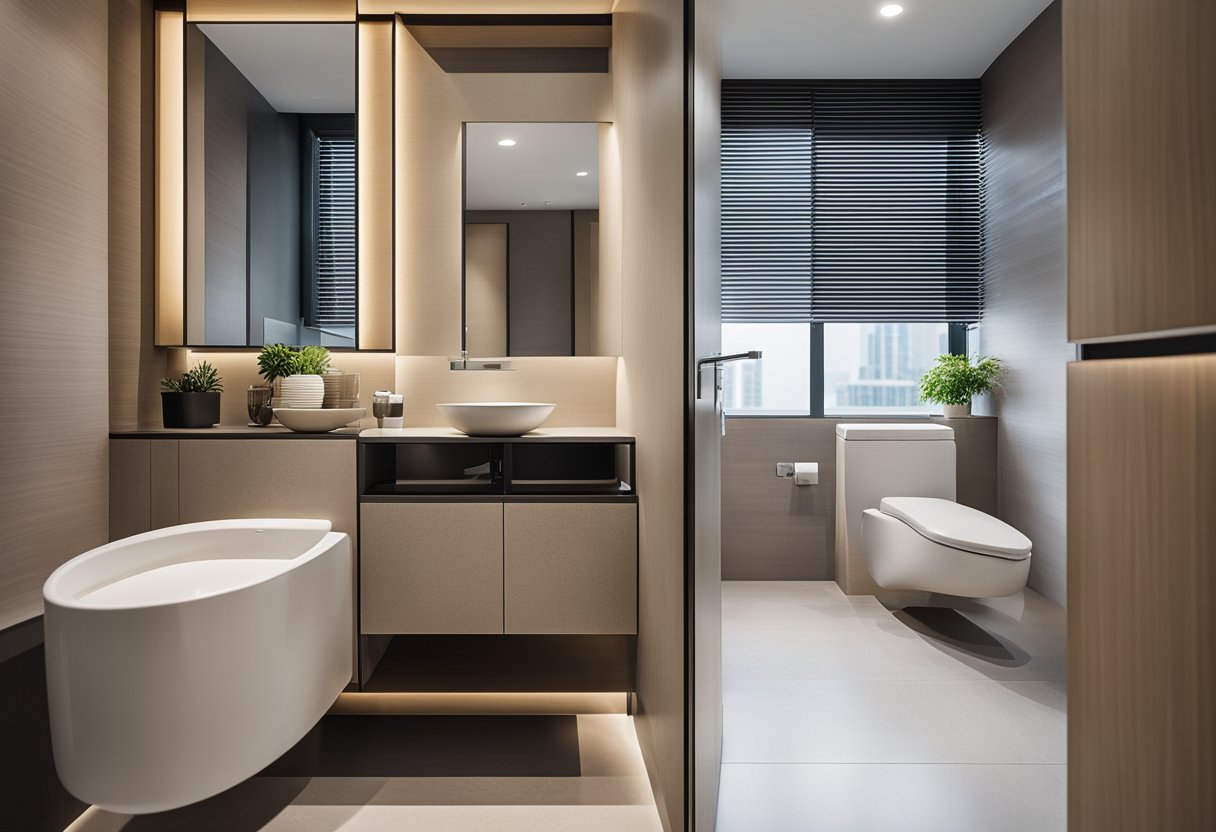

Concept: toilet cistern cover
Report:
left=879, top=497, right=1032, bottom=560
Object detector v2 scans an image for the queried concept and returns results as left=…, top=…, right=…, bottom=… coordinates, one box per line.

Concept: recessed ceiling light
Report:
left=879, top=4, right=903, bottom=17
left=575, top=171, right=589, bottom=177
left=498, top=138, right=516, bottom=147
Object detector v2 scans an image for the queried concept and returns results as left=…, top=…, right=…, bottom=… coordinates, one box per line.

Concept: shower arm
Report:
left=696, top=351, right=763, bottom=399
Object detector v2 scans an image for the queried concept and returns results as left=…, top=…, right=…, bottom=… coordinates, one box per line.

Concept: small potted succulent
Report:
left=160, top=361, right=223, bottom=428
left=918, top=354, right=1002, bottom=418
left=277, top=345, right=331, bottom=409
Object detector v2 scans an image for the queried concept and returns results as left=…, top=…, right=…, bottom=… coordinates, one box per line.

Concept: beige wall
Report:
left=977, top=1, right=1069, bottom=606
left=613, top=1, right=688, bottom=828
left=0, top=0, right=111, bottom=629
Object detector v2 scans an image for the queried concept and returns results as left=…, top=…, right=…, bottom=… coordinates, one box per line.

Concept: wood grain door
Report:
left=1068, top=355, right=1216, bottom=831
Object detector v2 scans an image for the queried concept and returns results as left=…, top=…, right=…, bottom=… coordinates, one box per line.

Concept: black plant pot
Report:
left=161, top=392, right=221, bottom=428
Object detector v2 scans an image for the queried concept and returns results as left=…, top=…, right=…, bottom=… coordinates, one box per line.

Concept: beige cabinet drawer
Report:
left=504, top=502, right=637, bottom=634
left=361, top=502, right=504, bottom=634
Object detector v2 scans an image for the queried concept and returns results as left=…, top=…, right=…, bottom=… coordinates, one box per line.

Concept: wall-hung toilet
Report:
left=835, top=423, right=1031, bottom=598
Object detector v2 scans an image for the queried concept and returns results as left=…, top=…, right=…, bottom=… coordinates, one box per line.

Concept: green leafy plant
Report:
left=257, top=343, right=297, bottom=385
left=160, top=361, right=223, bottom=394
left=918, top=354, right=1001, bottom=406
left=292, top=345, right=332, bottom=376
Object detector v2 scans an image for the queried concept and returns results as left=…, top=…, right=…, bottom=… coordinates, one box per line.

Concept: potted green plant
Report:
left=278, top=345, right=331, bottom=409
left=918, top=354, right=1002, bottom=418
left=160, top=361, right=223, bottom=428
left=256, top=343, right=297, bottom=391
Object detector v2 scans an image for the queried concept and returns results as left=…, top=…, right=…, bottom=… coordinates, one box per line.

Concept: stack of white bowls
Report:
left=278, top=375, right=324, bottom=409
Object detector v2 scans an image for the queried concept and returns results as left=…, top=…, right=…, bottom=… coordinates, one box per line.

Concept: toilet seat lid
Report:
left=879, top=497, right=1032, bottom=560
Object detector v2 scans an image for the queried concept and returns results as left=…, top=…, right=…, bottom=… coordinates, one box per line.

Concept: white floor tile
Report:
left=724, top=679, right=1065, bottom=764
left=719, top=581, right=1067, bottom=831
left=717, top=762, right=1066, bottom=832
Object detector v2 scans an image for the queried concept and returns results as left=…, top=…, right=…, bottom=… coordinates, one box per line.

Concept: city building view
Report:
left=721, top=321, right=949, bottom=415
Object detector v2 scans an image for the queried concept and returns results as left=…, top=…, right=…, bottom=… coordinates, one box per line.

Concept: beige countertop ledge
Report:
left=112, top=426, right=634, bottom=442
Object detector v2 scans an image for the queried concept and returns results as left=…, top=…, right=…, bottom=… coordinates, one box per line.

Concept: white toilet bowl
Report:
left=862, top=497, right=1031, bottom=597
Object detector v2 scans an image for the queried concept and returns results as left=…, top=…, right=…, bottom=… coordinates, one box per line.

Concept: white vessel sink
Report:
left=437, top=402, right=555, bottom=436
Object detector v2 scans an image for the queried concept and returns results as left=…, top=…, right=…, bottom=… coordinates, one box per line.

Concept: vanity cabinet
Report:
left=360, top=502, right=504, bottom=635
left=357, top=430, right=638, bottom=637
left=504, top=503, right=637, bottom=634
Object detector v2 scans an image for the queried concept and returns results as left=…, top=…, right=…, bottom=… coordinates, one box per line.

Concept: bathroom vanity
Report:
left=108, top=426, right=638, bottom=695
left=357, top=428, right=636, bottom=636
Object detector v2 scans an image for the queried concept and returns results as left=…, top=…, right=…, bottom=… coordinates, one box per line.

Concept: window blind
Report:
left=721, top=80, right=984, bottom=324
left=314, top=133, right=356, bottom=328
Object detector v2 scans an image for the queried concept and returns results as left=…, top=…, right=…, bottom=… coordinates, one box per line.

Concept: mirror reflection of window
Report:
left=185, top=23, right=355, bottom=348
left=303, top=119, right=356, bottom=335
left=463, top=122, right=600, bottom=357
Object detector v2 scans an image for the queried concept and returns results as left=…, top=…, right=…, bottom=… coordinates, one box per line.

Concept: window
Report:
left=303, top=119, right=357, bottom=330
left=823, top=322, right=948, bottom=415
left=721, top=80, right=982, bottom=416
left=722, top=323, right=811, bottom=415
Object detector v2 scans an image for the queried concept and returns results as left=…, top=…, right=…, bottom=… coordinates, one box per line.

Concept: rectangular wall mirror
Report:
left=463, top=122, right=607, bottom=357
left=184, top=22, right=356, bottom=347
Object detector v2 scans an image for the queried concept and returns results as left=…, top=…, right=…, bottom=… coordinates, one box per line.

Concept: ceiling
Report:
left=196, top=23, right=355, bottom=113
left=465, top=123, right=600, bottom=212
left=721, top=0, right=1054, bottom=79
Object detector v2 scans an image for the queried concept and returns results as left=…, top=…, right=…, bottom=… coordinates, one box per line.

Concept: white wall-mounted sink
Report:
left=437, top=402, right=555, bottom=436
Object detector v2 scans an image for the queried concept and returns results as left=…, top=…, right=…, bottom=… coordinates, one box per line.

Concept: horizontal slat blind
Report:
left=315, top=134, right=356, bottom=328
left=721, top=80, right=984, bottom=324
left=722, top=84, right=813, bottom=322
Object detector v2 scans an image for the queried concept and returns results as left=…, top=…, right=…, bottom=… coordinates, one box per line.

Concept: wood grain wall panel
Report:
left=394, top=16, right=612, bottom=357
left=613, top=0, right=687, bottom=828
left=110, top=0, right=167, bottom=433
left=1064, top=0, right=1216, bottom=341
left=110, top=440, right=151, bottom=542
left=0, top=0, right=110, bottom=631
left=977, top=1, right=1070, bottom=606
left=721, top=418, right=997, bottom=581
left=1068, top=355, right=1216, bottom=831
left=688, top=0, right=722, bottom=826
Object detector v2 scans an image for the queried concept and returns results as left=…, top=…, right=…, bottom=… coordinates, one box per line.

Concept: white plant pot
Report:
left=279, top=375, right=324, bottom=409
left=942, top=402, right=972, bottom=419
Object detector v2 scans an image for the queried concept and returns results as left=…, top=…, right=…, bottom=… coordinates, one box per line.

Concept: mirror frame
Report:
left=154, top=1, right=393, bottom=351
